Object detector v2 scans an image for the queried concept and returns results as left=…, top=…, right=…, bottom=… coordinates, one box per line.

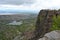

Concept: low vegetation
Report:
left=51, top=15, right=60, bottom=30
left=0, top=16, right=36, bottom=40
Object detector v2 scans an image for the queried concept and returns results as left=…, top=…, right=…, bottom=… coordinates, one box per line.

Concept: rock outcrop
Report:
left=39, top=30, right=60, bottom=40
left=30, top=9, right=60, bottom=40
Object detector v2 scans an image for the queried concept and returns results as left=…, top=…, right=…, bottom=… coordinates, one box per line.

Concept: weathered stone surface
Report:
left=39, top=30, right=60, bottom=40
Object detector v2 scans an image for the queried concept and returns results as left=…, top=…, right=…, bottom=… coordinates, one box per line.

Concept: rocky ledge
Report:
left=39, top=30, right=60, bottom=40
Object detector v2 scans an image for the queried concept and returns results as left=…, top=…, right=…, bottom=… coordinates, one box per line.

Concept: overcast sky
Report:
left=0, top=0, right=60, bottom=14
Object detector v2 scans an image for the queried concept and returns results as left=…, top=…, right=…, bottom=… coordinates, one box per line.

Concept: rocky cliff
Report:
left=29, top=9, right=60, bottom=40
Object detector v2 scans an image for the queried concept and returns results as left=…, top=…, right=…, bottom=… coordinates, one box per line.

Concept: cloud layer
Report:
left=0, top=0, right=34, bottom=5
left=0, top=0, right=60, bottom=13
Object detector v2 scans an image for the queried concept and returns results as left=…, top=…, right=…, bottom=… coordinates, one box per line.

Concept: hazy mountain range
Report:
left=0, top=13, right=38, bottom=20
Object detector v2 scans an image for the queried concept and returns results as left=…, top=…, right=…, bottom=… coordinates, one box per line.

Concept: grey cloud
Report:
left=0, top=0, right=34, bottom=5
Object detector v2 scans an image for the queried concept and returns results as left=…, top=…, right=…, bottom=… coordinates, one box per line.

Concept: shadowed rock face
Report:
left=35, top=10, right=55, bottom=38
left=29, top=9, right=60, bottom=40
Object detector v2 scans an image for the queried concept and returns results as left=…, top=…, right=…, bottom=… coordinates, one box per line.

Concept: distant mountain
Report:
left=0, top=13, right=38, bottom=20
left=0, top=9, right=38, bottom=14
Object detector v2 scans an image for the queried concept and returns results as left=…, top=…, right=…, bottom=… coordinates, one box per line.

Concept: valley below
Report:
left=0, top=13, right=38, bottom=40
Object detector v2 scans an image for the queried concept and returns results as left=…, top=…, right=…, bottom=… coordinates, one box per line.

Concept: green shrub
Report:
left=51, top=15, right=60, bottom=30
